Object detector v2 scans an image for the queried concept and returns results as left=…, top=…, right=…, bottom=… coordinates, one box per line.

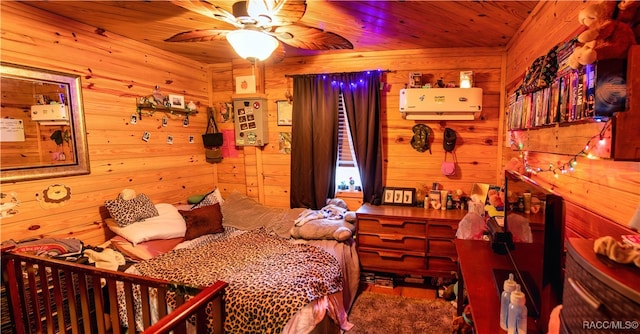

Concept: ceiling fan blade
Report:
left=165, top=29, right=229, bottom=43
left=247, top=0, right=307, bottom=26
left=171, top=0, right=242, bottom=28
left=273, top=25, right=353, bottom=50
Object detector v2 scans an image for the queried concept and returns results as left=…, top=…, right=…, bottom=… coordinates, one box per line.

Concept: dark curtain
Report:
left=342, top=71, right=384, bottom=206
left=290, top=71, right=383, bottom=209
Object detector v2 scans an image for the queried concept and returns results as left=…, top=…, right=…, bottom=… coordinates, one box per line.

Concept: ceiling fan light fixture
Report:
left=226, top=29, right=279, bottom=62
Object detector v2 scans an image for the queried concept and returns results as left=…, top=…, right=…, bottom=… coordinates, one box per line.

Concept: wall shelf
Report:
left=136, top=103, right=197, bottom=117
left=508, top=46, right=639, bottom=161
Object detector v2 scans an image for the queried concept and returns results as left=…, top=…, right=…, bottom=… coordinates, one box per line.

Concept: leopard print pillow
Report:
left=105, top=193, right=159, bottom=227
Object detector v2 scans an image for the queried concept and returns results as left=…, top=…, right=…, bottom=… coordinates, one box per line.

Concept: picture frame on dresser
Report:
left=382, top=187, right=415, bottom=206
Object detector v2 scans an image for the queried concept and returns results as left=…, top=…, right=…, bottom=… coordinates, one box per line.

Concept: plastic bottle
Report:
left=499, top=273, right=517, bottom=330
left=507, top=285, right=528, bottom=334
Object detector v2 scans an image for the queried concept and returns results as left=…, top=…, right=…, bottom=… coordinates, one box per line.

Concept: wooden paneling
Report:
left=0, top=2, right=215, bottom=245
left=208, top=47, right=506, bottom=211
left=504, top=1, right=640, bottom=228
left=2, top=0, right=636, bottom=247
left=258, top=48, right=506, bottom=208
left=22, top=1, right=538, bottom=65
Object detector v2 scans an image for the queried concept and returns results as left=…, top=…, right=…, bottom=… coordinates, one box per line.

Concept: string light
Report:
left=328, top=69, right=385, bottom=88
left=518, top=121, right=611, bottom=177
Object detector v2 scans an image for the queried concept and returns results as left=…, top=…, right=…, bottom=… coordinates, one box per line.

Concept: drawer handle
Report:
left=567, top=277, right=602, bottom=310
left=430, top=224, right=455, bottom=230
left=428, top=254, right=457, bottom=262
left=428, top=237, right=454, bottom=243
left=379, top=235, right=405, bottom=241
left=377, top=251, right=403, bottom=259
left=380, top=220, right=423, bottom=226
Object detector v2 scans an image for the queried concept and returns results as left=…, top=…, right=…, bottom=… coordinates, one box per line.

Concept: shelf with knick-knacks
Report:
left=507, top=46, right=639, bottom=161
left=136, top=97, right=198, bottom=118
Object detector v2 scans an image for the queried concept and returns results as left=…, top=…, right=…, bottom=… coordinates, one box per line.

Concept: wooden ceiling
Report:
left=23, top=0, right=539, bottom=64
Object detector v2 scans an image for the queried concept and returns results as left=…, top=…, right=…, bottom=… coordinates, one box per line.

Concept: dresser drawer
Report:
left=358, top=233, right=425, bottom=251
left=358, top=248, right=425, bottom=272
left=358, top=216, right=426, bottom=236
left=426, top=255, right=458, bottom=273
left=427, top=238, right=456, bottom=256
left=427, top=221, right=458, bottom=239
left=561, top=252, right=640, bottom=334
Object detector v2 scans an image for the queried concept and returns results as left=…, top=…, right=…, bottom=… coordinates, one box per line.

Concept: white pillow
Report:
left=106, top=203, right=186, bottom=245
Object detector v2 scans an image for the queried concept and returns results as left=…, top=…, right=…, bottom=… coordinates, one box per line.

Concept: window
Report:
left=336, top=93, right=362, bottom=192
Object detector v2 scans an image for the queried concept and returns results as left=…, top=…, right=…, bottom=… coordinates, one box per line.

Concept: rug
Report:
left=347, top=291, right=456, bottom=334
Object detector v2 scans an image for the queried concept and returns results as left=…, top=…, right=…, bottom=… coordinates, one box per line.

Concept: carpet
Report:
left=347, top=291, right=456, bottom=334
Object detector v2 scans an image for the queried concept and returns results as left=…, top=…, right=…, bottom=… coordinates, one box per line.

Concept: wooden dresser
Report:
left=355, top=204, right=466, bottom=277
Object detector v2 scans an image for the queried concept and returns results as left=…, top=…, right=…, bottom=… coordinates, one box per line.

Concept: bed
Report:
left=109, top=189, right=360, bottom=334
left=106, top=190, right=359, bottom=334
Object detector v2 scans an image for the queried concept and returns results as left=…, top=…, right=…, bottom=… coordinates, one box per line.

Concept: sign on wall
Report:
left=0, top=119, right=25, bottom=142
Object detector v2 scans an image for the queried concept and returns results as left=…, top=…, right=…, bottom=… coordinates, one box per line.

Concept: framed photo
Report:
left=169, top=94, right=185, bottom=109
left=410, top=72, right=422, bottom=88
left=382, top=187, right=416, bottom=206
left=403, top=189, right=414, bottom=205
left=394, top=189, right=403, bottom=203
left=383, top=188, right=395, bottom=204
left=219, top=102, right=234, bottom=123
left=277, top=100, right=293, bottom=126
left=235, top=75, right=256, bottom=94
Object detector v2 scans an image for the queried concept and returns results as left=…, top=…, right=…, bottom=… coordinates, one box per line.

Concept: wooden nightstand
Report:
left=355, top=204, right=466, bottom=277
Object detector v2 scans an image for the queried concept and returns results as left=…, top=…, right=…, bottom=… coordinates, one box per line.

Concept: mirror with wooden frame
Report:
left=1, top=63, right=90, bottom=183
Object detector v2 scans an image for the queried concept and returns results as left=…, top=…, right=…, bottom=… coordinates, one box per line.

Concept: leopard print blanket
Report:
left=129, top=228, right=343, bottom=333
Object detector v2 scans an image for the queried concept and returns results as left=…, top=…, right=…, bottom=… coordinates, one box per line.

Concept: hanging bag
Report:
left=202, top=107, right=223, bottom=163
left=202, top=107, right=223, bottom=148
left=441, top=151, right=457, bottom=176
left=442, top=127, right=457, bottom=176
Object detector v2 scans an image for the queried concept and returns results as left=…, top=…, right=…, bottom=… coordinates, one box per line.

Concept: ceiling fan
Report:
left=166, top=0, right=353, bottom=63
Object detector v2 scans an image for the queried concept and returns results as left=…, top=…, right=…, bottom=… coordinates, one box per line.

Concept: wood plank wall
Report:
left=504, top=0, right=640, bottom=228
left=2, top=1, right=636, bottom=247
left=211, top=48, right=507, bottom=209
left=1, top=3, right=217, bottom=245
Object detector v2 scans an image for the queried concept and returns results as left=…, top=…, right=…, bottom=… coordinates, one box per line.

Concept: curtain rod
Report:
left=284, top=69, right=394, bottom=78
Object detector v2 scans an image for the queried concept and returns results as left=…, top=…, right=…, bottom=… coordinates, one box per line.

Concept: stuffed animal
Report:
left=593, top=235, right=640, bottom=267
left=452, top=304, right=474, bottom=334
left=568, top=2, right=636, bottom=69
left=484, top=188, right=505, bottom=218
left=290, top=218, right=355, bottom=241
left=120, top=188, right=137, bottom=200
left=290, top=197, right=357, bottom=241
left=617, top=0, right=640, bottom=44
